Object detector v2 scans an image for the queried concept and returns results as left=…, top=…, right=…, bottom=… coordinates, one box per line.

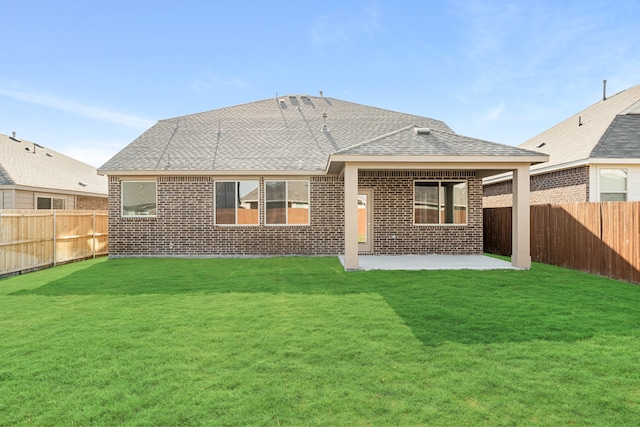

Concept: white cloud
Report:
left=483, top=101, right=505, bottom=122
left=312, top=2, right=382, bottom=48
left=191, top=73, right=250, bottom=92
left=0, top=88, right=154, bottom=130
left=62, top=146, right=119, bottom=168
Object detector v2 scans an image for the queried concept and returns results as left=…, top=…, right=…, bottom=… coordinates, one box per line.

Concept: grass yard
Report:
left=1, top=257, right=639, bottom=426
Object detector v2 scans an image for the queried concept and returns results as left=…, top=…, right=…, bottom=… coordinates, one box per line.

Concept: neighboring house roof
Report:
left=99, top=95, right=546, bottom=174
left=0, top=133, right=107, bottom=196
left=590, top=114, right=640, bottom=159
left=519, top=84, right=640, bottom=173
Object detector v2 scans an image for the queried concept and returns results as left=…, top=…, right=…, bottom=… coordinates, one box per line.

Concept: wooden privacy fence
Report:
left=0, top=210, right=108, bottom=276
left=484, top=202, right=640, bottom=284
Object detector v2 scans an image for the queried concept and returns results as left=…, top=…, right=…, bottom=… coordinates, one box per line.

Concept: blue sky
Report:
left=1, top=0, right=639, bottom=167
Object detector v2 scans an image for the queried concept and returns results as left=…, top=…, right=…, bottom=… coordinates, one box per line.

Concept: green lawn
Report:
left=1, top=257, right=639, bottom=426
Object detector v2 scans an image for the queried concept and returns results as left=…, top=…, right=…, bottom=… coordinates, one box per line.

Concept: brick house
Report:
left=484, top=83, right=640, bottom=207
left=1, top=132, right=107, bottom=210
left=98, top=95, right=546, bottom=269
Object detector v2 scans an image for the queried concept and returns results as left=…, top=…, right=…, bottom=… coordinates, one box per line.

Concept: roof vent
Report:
left=78, top=181, right=88, bottom=187
left=9, top=131, right=21, bottom=142
left=289, top=96, right=299, bottom=106
left=536, top=142, right=546, bottom=148
left=46, top=152, right=54, bottom=158
left=415, top=127, right=431, bottom=135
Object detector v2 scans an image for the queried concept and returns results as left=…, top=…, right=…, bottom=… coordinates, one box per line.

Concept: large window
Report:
left=215, top=181, right=259, bottom=225
left=600, top=169, right=627, bottom=201
left=414, top=181, right=467, bottom=225
left=37, top=197, right=66, bottom=210
left=121, top=181, right=157, bottom=217
left=265, top=180, right=309, bottom=225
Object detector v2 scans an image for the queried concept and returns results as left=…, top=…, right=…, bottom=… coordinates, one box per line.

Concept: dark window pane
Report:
left=266, top=181, right=287, bottom=224
left=216, top=182, right=236, bottom=224
left=37, top=197, right=51, bottom=209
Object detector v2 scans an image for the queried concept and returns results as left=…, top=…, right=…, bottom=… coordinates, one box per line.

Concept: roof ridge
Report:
left=333, top=124, right=417, bottom=154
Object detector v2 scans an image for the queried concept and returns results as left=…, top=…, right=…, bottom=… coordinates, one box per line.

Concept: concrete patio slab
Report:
left=338, top=255, right=517, bottom=271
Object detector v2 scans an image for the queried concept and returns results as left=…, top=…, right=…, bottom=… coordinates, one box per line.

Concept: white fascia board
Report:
left=589, top=158, right=640, bottom=165
left=327, top=154, right=548, bottom=175
left=483, top=158, right=594, bottom=185
left=0, top=183, right=107, bottom=198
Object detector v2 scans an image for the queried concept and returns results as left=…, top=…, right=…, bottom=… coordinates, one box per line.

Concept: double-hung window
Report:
left=265, top=180, right=309, bottom=225
left=121, top=181, right=157, bottom=217
left=414, top=181, right=467, bottom=225
left=215, top=181, right=259, bottom=225
left=599, top=169, right=627, bottom=201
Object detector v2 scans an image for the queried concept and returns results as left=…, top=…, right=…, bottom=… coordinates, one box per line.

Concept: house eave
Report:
left=483, top=156, right=640, bottom=186
left=0, top=183, right=107, bottom=198
left=326, top=154, right=549, bottom=175
left=97, top=169, right=327, bottom=177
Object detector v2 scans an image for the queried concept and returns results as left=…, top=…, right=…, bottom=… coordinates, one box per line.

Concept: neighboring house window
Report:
left=215, top=181, right=259, bottom=225
left=265, top=180, right=310, bottom=225
left=414, top=181, right=467, bottom=225
left=600, top=169, right=627, bottom=201
left=121, top=181, right=157, bottom=217
left=37, top=197, right=66, bottom=210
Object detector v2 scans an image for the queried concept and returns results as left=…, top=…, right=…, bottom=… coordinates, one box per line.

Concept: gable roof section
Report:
left=519, top=84, right=640, bottom=172
left=100, top=95, right=546, bottom=175
left=0, top=133, right=107, bottom=196
left=590, top=114, right=640, bottom=159
left=336, top=126, right=544, bottom=157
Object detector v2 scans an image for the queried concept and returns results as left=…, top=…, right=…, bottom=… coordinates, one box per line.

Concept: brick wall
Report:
left=483, top=166, right=590, bottom=207
left=76, top=195, right=108, bottom=210
left=108, top=171, right=483, bottom=257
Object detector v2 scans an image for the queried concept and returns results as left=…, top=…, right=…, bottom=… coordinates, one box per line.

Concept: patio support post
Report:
left=512, top=165, right=531, bottom=269
left=344, top=163, right=359, bottom=270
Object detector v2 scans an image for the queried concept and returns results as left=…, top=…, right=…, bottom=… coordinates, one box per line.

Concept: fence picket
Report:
left=484, top=202, right=640, bottom=285
left=0, top=209, right=108, bottom=276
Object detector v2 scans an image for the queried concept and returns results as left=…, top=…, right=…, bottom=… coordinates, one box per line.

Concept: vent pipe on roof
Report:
left=9, top=131, right=21, bottom=142
left=322, top=112, right=328, bottom=131
left=319, top=90, right=323, bottom=98
left=603, top=79, right=607, bottom=101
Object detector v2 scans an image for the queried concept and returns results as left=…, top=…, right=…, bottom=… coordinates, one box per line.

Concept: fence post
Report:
left=53, top=210, right=57, bottom=267
left=92, top=211, right=96, bottom=259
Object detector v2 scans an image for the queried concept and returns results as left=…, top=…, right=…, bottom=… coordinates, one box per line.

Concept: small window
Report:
left=122, top=181, right=157, bottom=217
left=414, top=181, right=467, bottom=225
left=265, top=180, right=309, bottom=225
left=37, top=197, right=66, bottom=210
left=215, top=181, right=259, bottom=225
left=600, top=169, right=627, bottom=201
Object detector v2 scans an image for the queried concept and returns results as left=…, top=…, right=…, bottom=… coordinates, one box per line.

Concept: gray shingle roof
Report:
left=100, top=95, right=544, bottom=173
left=519, top=84, right=640, bottom=171
left=336, top=126, right=545, bottom=156
left=0, top=133, right=107, bottom=195
left=590, top=114, right=640, bottom=158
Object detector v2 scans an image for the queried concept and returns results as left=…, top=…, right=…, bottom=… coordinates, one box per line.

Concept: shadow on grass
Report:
left=10, top=257, right=640, bottom=347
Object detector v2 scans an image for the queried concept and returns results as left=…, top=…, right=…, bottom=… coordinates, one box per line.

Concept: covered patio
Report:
left=338, top=254, right=517, bottom=271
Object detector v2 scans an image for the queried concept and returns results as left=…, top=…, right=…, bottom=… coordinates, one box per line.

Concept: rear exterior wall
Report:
left=108, top=171, right=483, bottom=257
left=483, top=166, right=589, bottom=207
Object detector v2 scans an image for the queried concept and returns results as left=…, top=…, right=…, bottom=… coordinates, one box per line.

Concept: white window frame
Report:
left=121, top=180, right=158, bottom=218
left=599, top=168, right=628, bottom=201
left=214, top=180, right=260, bottom=226
left=265, top=180, right=310, bottom=226
left=413, top=180, right=468, bottom=226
